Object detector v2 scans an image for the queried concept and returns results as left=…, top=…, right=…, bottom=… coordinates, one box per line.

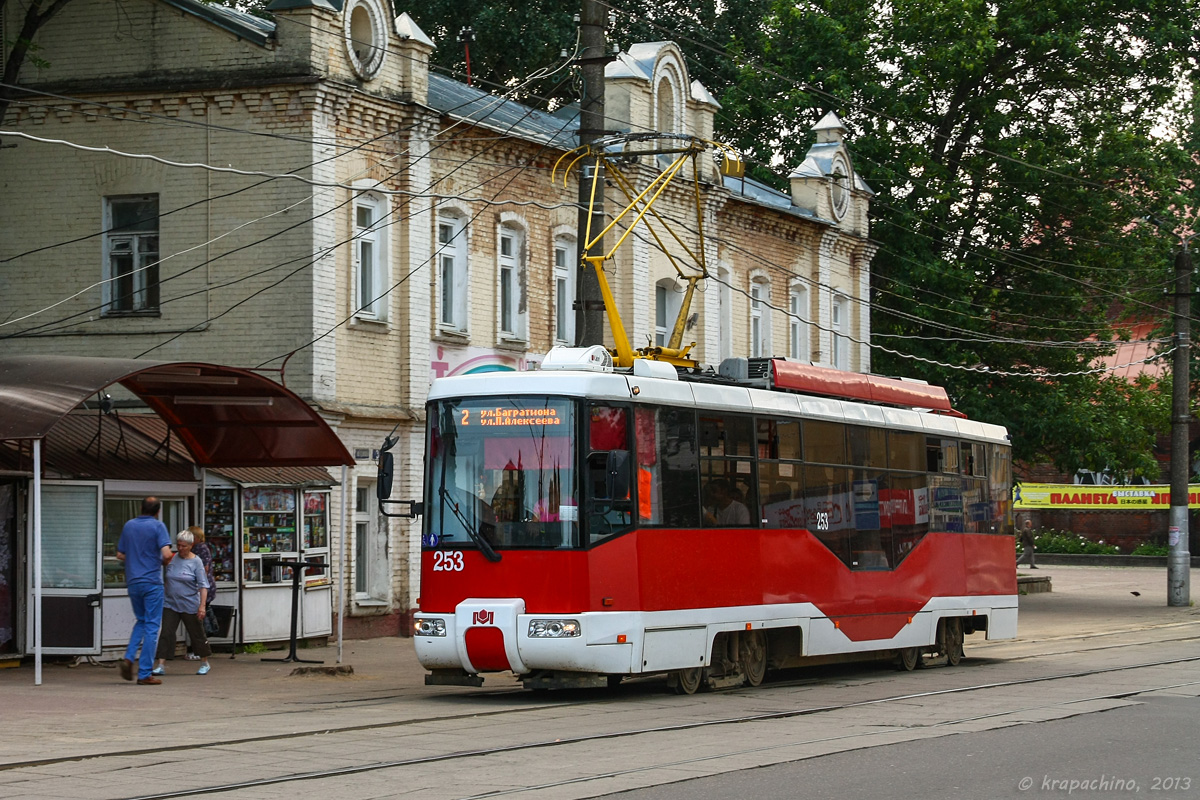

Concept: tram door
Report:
left=25, top=481, right=103, bottom=654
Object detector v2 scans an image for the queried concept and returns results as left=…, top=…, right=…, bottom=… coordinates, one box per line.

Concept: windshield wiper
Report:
left=438, top=486, right=501, bottom=562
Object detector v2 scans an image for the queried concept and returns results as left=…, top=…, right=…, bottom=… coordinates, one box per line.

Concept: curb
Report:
left=1030, top=553, right=1200, bottom=568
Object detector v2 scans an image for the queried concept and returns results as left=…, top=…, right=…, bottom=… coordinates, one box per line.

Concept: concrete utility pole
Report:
left=1169, top=240, right=1193, bottom=607
left=574, top=0, right=607, bottom=346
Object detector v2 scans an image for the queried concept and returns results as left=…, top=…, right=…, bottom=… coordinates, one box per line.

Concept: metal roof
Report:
left=164, top=0, right=275, bottom=46
left=426, top=73, right=579, bottom=150
left=0, top=357, right=354, bottom=468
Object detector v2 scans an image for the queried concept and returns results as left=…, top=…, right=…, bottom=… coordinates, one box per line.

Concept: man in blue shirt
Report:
left=117, top=497, right=173, bottom=684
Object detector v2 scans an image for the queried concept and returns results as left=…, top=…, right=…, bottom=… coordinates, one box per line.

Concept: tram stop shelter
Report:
left=0, top=356, right=355, bottom=685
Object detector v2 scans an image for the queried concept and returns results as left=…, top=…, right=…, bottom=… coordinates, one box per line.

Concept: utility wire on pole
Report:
left=574, top=1, right=609, bottom=346
left=1169, top=237, right=1194, bottom=607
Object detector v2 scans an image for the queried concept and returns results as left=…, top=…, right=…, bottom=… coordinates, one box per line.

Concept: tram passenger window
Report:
left=963, top=476, right=990, bottom=533
left=586, top=405, right=633, bottom=544
left=635, top=407, right=661, bottom=524
left=701, top=459, right=756, bottom=528
left=849, top=470, right=891, bottom=569
left=968, top=443, right=987, bottom=477
left=888, top=472, right=930, bottom=565
left=847, top=426, right=887, bottom=468
left=698, top=414, right=754, bottom=458
left=888, top=431, right=924, bottom=472
left=928, top=472, right=964, bottom=533
left=757, top=419, right=801, bottom=461
left=989, top=445, right=1013, bottom=534
left=804, top=420, right=846, bottom=465
left=801, top=465, right=852, bottom=565
left=657, top=407, right=700, bottom=528
left=928, top=438, right=959, bottom=474
left=760, top=461, right=804, bottom=528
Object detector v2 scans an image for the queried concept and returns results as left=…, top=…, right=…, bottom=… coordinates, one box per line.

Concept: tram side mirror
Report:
left=376, top=435, right=398, bottom=501
left=376, top=453, right=394, bottom=500
left=605, top=450, right=631, bottom=500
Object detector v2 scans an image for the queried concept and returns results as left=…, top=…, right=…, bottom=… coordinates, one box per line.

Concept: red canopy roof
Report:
left=0, top=356, right=354, bottom=468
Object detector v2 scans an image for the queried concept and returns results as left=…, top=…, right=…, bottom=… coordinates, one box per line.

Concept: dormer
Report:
left=605, top=42, right=721, bottom=161
left=266, top=0, right=433, bottom=104
left=789, top=111, right=873, bottom=236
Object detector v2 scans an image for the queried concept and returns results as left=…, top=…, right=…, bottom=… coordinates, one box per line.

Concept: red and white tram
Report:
left=413, top=348, right=1016, bottom=692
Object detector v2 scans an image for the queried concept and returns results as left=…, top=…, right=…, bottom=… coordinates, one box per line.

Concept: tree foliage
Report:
left=0, top=0, right=76, bottom=123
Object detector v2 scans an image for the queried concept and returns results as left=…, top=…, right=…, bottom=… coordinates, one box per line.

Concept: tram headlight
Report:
left=528, top=619, right=581, bottom=638
left=415, top=618, right=447, bottom=637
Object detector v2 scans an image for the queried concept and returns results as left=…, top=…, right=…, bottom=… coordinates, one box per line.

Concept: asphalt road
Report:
left=601, top=694, right=1200, bottom=800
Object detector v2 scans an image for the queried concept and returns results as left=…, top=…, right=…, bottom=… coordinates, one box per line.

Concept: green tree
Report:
left=0, top=0, right=76, bottom=124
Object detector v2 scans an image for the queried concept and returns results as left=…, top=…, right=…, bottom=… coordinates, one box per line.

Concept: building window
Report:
left=353, top=483, right=386, bottom=601
left=750, top=277, right=771, bottom=358
left=789, top=284, right=808, bottom=361
left=353, top=194, right=387, bottom=320
left=655, top=278, right=683, bottom=347
left=717, top=266, right=732, bottom=362
left=437, top=214, right=467, bottom=331
left=656, top=77, right=676, bottom=133
left=344, top=0, right=386, bottom=79
left=498, top=224, right=526, bottom=340
left=554, top=236, right=576, bottom=344
left=103, top=195, right=160, bottom=314
left=832, top=294, right=849, bottom=370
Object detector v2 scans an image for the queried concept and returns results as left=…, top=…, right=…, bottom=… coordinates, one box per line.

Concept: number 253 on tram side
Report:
left=413, top=346, right=1017, bottom=693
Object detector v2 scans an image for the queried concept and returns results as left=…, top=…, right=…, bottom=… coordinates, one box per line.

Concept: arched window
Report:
left=554, top=235, right=576, bottom=345
left=832, top=294, right=849, bottom=370
left=717, top=266, right=732, bottom=362
left=352, top=191, right=388, bottom=321
left=750, top=277, right=771, bottom=358
left=654, top=278, right=685, bottom=346
left=498, top=223, right=527, bottom=340
left=437, top=213, right=468, bottom=331
left=789, top=283, right=808, bottom=361
left=656, top=77, right=676, bottom=133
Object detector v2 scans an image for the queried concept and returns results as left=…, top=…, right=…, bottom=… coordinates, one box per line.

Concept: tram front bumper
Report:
left=414, top=605, right=636, bottom=676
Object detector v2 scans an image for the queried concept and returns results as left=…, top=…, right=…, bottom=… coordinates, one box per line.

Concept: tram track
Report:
left=82, top=653, right=1200, bottom=800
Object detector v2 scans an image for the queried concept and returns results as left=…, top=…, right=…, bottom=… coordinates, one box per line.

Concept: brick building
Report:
left=0, top=0, right=876, bottom=636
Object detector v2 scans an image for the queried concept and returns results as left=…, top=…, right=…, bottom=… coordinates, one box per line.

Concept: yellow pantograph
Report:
left=553, top=134, right=744, bottom=369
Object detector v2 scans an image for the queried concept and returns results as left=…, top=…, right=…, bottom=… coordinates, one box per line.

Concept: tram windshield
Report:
left=426, top=396, right=578, bottom=550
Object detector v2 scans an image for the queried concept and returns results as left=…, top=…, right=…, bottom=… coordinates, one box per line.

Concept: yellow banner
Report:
left=1014, top=483, right=1200, bottom=510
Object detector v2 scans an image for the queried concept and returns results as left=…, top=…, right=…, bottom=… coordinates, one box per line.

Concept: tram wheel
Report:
left=671, top=667, right=703, bottom=695
left=896, top=646, right=920, bottom=671
left=740, top=630, right=768, bottom=687
left=945, top=618, right=964, bottom=666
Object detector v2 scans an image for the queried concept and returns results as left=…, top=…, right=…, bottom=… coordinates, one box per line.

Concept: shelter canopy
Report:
left=0, top=356, right=354, bottom=467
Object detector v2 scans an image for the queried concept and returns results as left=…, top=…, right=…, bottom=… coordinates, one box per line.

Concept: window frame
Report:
left=789, top=283, right=809, bottom=361
left=352, top=191, right=389, bottom=322
left=750, top=277, right=771, bottom=358
left=102, top=194, right=161, bottom=316
left=832, top=294, right=849, bottom=370
left=553, top=235, right=577, bottom=345
left=436, top=213, right=468, bottom=333
left=497, top=223, right=527, bottom=341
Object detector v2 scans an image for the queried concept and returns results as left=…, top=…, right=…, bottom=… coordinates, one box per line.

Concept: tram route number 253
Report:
left=433, top=551, right=465, bottom=571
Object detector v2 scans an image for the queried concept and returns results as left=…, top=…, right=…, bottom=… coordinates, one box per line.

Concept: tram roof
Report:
left=428, top=371, right=1010, bottom=446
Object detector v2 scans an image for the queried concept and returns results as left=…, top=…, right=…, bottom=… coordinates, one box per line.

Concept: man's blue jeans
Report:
left=125, top=581, right=164, bottom=679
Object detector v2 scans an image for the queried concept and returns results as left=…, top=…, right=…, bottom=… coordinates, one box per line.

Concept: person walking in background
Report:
left=1017, top=519, right=1038, bottom=569
left=117, top=497, right=173, bottom=684
left=187, top=526, right=216, bottom=660
left=152, top=529, right=213, bottom=676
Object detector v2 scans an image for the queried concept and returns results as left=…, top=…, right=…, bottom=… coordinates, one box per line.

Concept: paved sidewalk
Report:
left=2, top=565, right=1197, bottom=769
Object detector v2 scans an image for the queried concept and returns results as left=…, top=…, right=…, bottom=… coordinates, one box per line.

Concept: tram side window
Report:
left=635, top=407, right=661, bottom=524
left=847, top=425, right=887, bottom=468
left=656, top=406, right=700, bottom=528
left=802, top=465, right=853, bottom=563
left=756, top=418, right=801, bottom=461
left=990, top=444, right=1013, bottom=534
left=849, top=468, right=891, bottom=569
left=889, top=471, right=930, bottom=564
left=586, top=405, right=634, bottom=544
left=699, top=413, right=756, bottom=527
left=803, top=420, right=846, bottom=465
left=760, top=461, right=804, bottom=529
left=888, top=431, right=924, bottom=472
